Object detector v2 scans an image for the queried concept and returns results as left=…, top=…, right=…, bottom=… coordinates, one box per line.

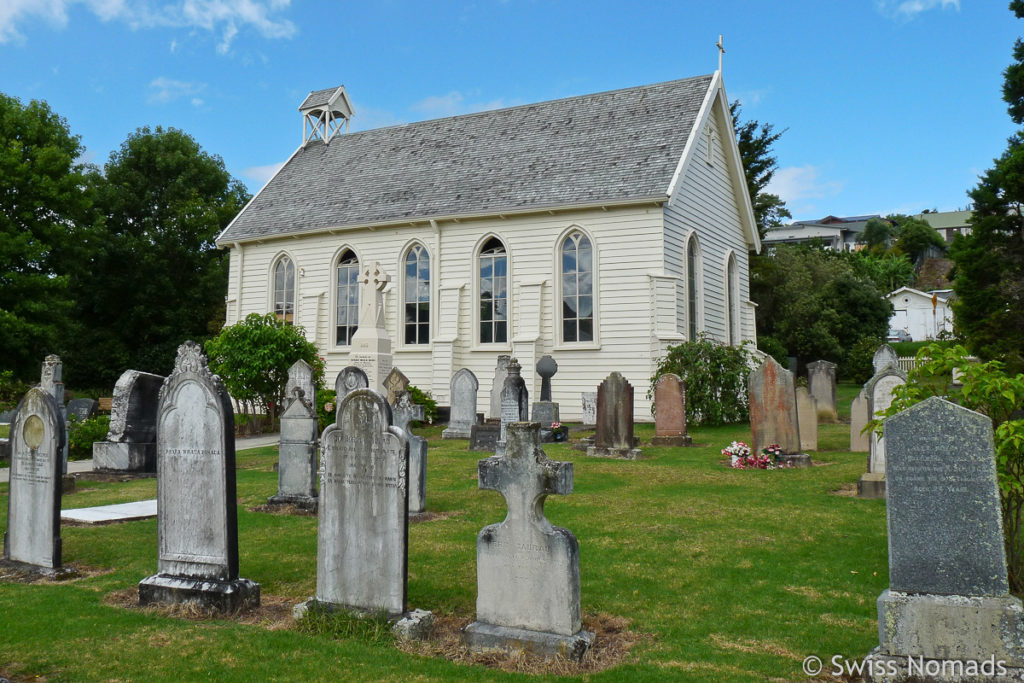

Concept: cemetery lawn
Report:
left=0, top=389, right=886, bottom=682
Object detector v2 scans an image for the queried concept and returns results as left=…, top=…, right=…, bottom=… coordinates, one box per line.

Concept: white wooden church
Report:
left=216, top=70, right=760, bottom=419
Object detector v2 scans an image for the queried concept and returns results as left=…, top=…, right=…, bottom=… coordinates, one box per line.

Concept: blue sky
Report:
left=1, top=1, right=1018, bottom=222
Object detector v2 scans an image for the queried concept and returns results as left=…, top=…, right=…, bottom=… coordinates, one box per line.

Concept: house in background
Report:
left=215, top=71, right=760, bottom=419
left=761, top=215, right=881, bottom=251
left=885, top=287, right=955, bottom=341
left=913, top=209, right=973, bottom=243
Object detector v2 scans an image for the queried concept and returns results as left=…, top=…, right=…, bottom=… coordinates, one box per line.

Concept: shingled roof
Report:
left=218, top=74, right=715, bottom=244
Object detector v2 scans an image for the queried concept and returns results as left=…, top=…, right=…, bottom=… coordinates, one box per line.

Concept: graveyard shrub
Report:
left=67, top=414, right=110, bottom=460
left=651, top=334, right=751, bottom=427
left=316, top=389, right=337, bottom=432
left=407, top=384, right=437, bottom=425
left=756, top=335, right=788, bottom=368
left=844, top=336, right=882, bottom=384
left=0, top=370, right=31, bottom=411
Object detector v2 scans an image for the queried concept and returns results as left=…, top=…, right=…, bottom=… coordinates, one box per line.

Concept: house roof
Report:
left=217, top=74, right=717, bottom=245
left=885, top=286, right=957, bottom=303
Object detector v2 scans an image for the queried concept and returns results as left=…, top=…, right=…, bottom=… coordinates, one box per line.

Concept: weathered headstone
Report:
left=849, top=389, right=870, bottom=453
left=748, top=357, right=801, bottom=456
left=442, top=368, right=479, bottom=440
left=806, top=360, right=837, bottom=418
left=284, top=359, right=315, bottom=410
left=66, top=398, right=98, bottom=423
left=383, top=367, right=410, bottom=407
left=39, top=354, right=68, bottom=469
left=873, top=344, right=898, bottom=375
left=92, top=370, right=164, bottom=472
left=587, top=372, right=642, bottom=459
left=300, top=389, right=409, bottom=617
left=866, top=364, right=907, bottom=475
left=469, top=423, right=501, bottom=452
left=138, top=342, right=260, bottom=612
left=496, top=360, right=529, bottom=457
left=3, top=387, right=67, bottom=575
left=581, top=392, right=597, bottom=426
left=795, top=387, right=818, bottom=452
left=489, top=355, right=512, bottom=420
left=392, top=390, right=427, bottom=515
left=267, top=388, right=319, bottom=511
left=463, top=422, right=595, bottom=660
left=864, top=397, right=1024, bottom=676
left=531, top=355, right=560, bottom=428
left=334, top=366, right=369, bottom=406
left=349, top=262, right=394, bottom=392
left=652, top=373, right=691, bottom=447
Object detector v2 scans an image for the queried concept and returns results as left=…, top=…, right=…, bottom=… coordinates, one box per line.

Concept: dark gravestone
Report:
left=93, top=370, right=164, bottom=472
left=748, top=357, right=800, bottom=455
left=464, top=422, right=594, bottom=660
left=867, top=397, right=1024, bottom=673
left=392, top=390, right=427, bottom=515
left=284, top=359, right=315, bottom=410
left=531, top=355, right=560, bottom=428
left=66, top=398, right=98, bottom=423
left=469, top=423, right=501, bottom=452
left=3, top=387, right=67, bottom=575
left=806, top=360, right=837, bottom=418
left=443, top=368, right=479, bottom=440
left=652, top=373, right=691, bottom=447
left=267, top=388, right=319, bottom=511
left=138, top=342, right=260, bottom=613
left=496, top=360, right=528, bottom=457
left=334, top=366, right=368, bottom=406
left=587, top=372, right=641, bottom=459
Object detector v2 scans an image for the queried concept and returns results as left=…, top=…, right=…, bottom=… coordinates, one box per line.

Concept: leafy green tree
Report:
left=892, top=215, right=946, bottom=263
left=68, top=127, right=250, bottom=386
left=856, top=217, right=894, bottom=252
left=730, top=101, right=791, bottom=239
left=0, top=93, right=99, bottom=379
left=844, top=250, right=915, bottom=293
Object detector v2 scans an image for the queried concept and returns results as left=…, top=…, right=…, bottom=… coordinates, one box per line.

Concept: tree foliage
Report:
left=856, top=217, right=895, bottom=251
left=892, top=215, right=946, bottom=263
left=730, top=101, right=791, bottom=239
left=651, top=334, right=751, bottom=426
left=843, top=250, right=916, bottom=293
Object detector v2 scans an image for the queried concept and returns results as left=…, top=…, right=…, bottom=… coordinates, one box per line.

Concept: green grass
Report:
left=0, top=423, right=8, bottom=438
left=0, top=394, right=884, bottom=682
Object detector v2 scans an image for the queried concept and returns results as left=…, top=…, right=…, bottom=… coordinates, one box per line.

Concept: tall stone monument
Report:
left=349, top=262, right=393, bottom=393
left=3, top=387, right=67, bottom=575
left=489, top=355, right=512, bottom=420
left=806, top=360, right=837, bottom=418
left=267, top=388, right=319, bottom=511
left=530, top=355, right=560, bottom=427
left=383, top=367, right=410, bottom=406
left=587, top=372, right=642, bottom=459
left=748, top=357, right=801, bottom=456
left=284, top=359, right=315, bottom=410
left=138, top=342, right=260, bottom=613
left=496, top=360, right=529, bottom=457
left=334, top=366, right=368, bottom=406
left=93, top=370, right=164, bottom=472
left=652, top=373, right=691, bottom=446
left=864, top=397, right=1024, bottom=678
left=39, top=354, right=68, bottom=469
left=391, top=390, right=427, bottom=515
left=795, top=387, right=818, bottom=453
left=302, top=389, right=409, bottom=617
left=464, top=422, right=595, bottom=660
left=443, top=368, right=479, bottom=440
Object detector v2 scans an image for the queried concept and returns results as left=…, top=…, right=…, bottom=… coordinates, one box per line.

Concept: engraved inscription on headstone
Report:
left=496, top=360, right=528, bottom=457
left=284, top=359, right=315, bottom=410
left=581, top=392, right=597, bottom=426
left=334, top=366, right=369, bottom=406
left=391, top=390, right=427, bottom=515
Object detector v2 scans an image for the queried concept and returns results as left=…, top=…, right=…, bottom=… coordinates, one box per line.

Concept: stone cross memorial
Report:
left=748, top=357, right=801, bottom=456
left=391, top=390, right=427, bottom=515
left=334, top=366, right=369, bottom=406
left=530, top=355, right=560, bottom=428
left=795, top=387, right=818, bottom=453
left=489, top=355, right=512, bottom=420
left=496, top=360, right=529, bottom=457
left=138, top=342, right=260, bottom=613
left=349, top=262, right=393, bottom=392
left=267, top=388, right=319, bottom=511
left=865, top=397, right=1024, bottom=676
left=284, top=359, right=315, bottom=410
left=587, top=372, right=641, bottom=459
left=652, top=373, right=691, bottom=446
left=303, top=389, right=409, bottom=617
left=464, top=422, right=595, bottom=661
left=806, top=360, right=837, bottom=418
left=3, top=387, right=66, bottom=575
left=93, top=370, right=165, bottom=472
left=442, top=368, right=479, bottom=440
left=383, top=367, right=410, bottom=407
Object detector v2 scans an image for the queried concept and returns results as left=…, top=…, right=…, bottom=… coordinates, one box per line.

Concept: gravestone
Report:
left=489, top=355, right=512, bottom=420
left=284, top=359, right=315, bottom=410
left=66, top=398, right=98, bottom=423
left=865, top=364, right=907, bottom=475
left=652, top=373, right=691, bottom=446
left=748, top=357, right=801, bottom=456
left=587, top=372, right=642, bottom=459
left=267, top=388, right=319, bottom=511
left=93, top=370, right=164, bottom=472
left=3, top=387, right=67, bottom=575
left=392, top=390, right=427, bottom=515
left=864, top=397, right=1024, bottom=677
left=300, top=389, right=409, bottom=617
left=39, top=354, right=68, bottom=469
left=496, top=360, right=529, bottom=457
left=795, top=387, right=818, bottom=453
left=469, top=423, right=501, bottom=452
left=138, top=342, right=260, bottom=613
left=383, top=367, right=410, bottom=407
left=530, top=355, right=560, bottom=428
left=463, top=422, right=595, bottom=660
left=873, top=344, right=898, bottom=375
left=806, top=360, right=837, bottom=418
left=334, top=366, right=369, bottom=405
left=349, top=262, right=394, bottom=392
left=849, top=389, right=870, bottom=453
left=581, top=392, right=597, bottom=426
left=442, top=368, right=479, bottom=440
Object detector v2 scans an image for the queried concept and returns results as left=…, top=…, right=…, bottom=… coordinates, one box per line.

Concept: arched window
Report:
left=687, top=234, right=702, bottom=340
left=335, top=250, right=359, bottom=346
left=404, top=244, right=430, bottom=344
left=479, top=237, right=508, bottom=344
left=273, top=255, right=295, bottom=324
left=561, top=230, right=594, bottom=343
left=727, top=253, right=739, bottom=345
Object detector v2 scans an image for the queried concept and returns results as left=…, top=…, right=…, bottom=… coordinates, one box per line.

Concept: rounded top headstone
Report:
left=536, top=355, right=558, bottom=379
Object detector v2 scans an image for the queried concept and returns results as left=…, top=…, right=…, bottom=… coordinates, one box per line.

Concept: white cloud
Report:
left=0, top=0, right=296, bottom=52
left=766, top=165, right=845, bottom=204
left=241, top=161, right=284, bottom=187
left=147, top=76, right=205, bottom=104
left=411, top=91, right=516, bottom=119
left=875, top=0, right=959, bottom=20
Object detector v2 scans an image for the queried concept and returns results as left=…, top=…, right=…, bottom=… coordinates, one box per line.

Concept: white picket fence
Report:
left=897, top=357, right=916, bottom=373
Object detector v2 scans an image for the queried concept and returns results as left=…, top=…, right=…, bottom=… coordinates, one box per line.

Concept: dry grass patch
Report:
left=709, top=632, right=801, bottom=660
left=0, top=562, right=107, bottom=583
left=103, top=588, right=295, bottom=629
left=833, top=483, right=859, bottom=497
left=247, top=503, right=316, bottom=516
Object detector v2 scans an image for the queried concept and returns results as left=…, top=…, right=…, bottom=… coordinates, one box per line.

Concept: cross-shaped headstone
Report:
left=391, top=390, right=424, bottom=437
left=384, top=367, right=410, bottom=406
left=359, top=261, right=391, bottom=330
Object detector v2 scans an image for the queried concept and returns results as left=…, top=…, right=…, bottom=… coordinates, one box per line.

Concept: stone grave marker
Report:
left=66, top=398, right=98, bottom=423
left=652, top=373, right=691, bottom=446
left=489, top=355, right=512, bottom=420
left=531, top=355, right=560, bottom=428
left=93, top=370, right=164, bottom=472
left=581, top=392, right=597, bottom=427
left=334, top=366, right=369, bottom=406
left=284, top=359, right=315, bottom=410
left=496, top=360, right=529, bottom=457
left=3, top=387, right=67, bottom=575
left=864, top=397, right=1024, bottom=675
left=873, top=344, right=898, bottom=375
left=469, top=422, right=501, bottom=452
left=463, top=422, right=595, bottom=660
left=384, top=367, right=410, bottom=406
left=392, top=390, right=427, bottom=515
left=301, top=389, right=409, bottom=617
left=795, top=386, right=818, bottom=452
left=806, top=360, right=837, bottom=418
left=39, top=354, right=68, bottom=469
left=349, top=262, right=394, bottom=392
left=865, top=364, right=907, bottom=475
left=586, top=372, right=641, bottom=458
left=443, top=368, right=479, bottom=440
left=138, top=342, right=260, bottom=613
left=267, top=388, right=319, bottom=511
left=849, top=389, right=870, bottom=453
left=748, top=357, right=801, bottom=457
